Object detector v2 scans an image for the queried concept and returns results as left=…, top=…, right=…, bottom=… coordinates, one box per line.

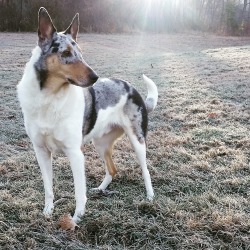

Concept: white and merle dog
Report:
left=17, top=8, right=158, bottom=223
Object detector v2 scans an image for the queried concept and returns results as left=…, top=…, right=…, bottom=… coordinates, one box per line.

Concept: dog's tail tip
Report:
left=142, top=74, right=158, bottom=113
left=142, top=74, right=151, bottom=80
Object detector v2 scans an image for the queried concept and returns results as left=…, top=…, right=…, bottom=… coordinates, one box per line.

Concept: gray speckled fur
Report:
left=35, top=33, right=84, bottom=71
left=81, top=76, right=156, bottom=200
left=93, top=78, right=129, bottom=110
left=83, top=78, right=148, bottom=142
left=83, top=87, right=95, bottom=136
left=124, top=97, right=146, bottom=143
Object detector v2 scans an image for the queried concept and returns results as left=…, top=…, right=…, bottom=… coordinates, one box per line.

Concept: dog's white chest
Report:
left=43, top=130, right=65, bottom=154
left=26, top=103, right=84, bottom=154
left=18, top=80, right=85, bottom=154
left=27, top=112, right=68, bottom=154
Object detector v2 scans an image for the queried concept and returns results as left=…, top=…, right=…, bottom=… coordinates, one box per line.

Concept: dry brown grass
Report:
left=0, top=32, right=250, bottom=249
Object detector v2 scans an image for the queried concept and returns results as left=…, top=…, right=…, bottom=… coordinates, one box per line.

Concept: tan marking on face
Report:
left=44, top=54, right=91, bottom=92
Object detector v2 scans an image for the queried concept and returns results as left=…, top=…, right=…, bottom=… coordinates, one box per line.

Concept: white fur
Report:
left=17, top=46, right=87, bottom=222
left=143, top=74, right=158, bottom=108
left=18, top=46, right=157, bottom=222
left=143, top=74, right=158, bottom=112
left=83, top=94, right=128, bottom=143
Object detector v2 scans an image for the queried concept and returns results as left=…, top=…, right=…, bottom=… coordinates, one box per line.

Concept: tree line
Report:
left=0, top=0, right=249, bottom=35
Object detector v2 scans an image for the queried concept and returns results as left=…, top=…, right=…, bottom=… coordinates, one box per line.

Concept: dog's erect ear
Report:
left=64, top=13, right=79, bottom=41
left=38, top=7, right=56, bottom=47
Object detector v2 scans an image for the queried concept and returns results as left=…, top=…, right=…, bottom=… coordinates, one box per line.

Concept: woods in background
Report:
left=0, top=0, right=250, bottom=35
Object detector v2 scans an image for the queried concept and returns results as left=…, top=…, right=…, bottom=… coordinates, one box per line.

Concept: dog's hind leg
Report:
left=93, top=127, right=124, bottom=190
left=125, top=129, right=154, bottom=201
left=33, top=145, right=54, bottom=217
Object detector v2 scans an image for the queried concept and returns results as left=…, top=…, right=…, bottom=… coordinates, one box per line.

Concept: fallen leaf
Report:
left=58, top=214, right=79, bottom=231
left=208, top=112, right=218, bottom=118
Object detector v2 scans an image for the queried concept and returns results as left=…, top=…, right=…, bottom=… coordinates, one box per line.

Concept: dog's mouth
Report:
left=67, top=78, right=78, bottom=86
left=66, top=74, right=98, bottom=88
left=66, top=78, right=95, bottom=88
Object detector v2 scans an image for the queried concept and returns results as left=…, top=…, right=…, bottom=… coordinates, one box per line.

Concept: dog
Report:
left=17, top=7, right=158, bottom=223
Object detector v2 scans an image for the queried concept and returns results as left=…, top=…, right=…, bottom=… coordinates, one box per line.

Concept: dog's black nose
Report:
left=89, top=72, right=98, bottom=83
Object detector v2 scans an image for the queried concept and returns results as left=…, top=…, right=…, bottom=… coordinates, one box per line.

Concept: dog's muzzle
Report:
left=66, top=69, right=98, bottom=87
left=89, top=71, right=98, bottom=84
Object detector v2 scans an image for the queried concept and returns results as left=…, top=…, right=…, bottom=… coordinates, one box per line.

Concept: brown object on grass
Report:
left=208, top=112, right=218, bottom=119
left=58, top=214, right=79, bottom=231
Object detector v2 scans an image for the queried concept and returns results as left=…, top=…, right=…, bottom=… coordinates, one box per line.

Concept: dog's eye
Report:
left=62, top=50, right=71, bottom=58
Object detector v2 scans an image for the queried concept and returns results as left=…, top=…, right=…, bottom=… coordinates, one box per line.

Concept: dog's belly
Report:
left=83, top=110, right=124, bottom=143
left=83, top=123, right=113, bottom=143
left=83, top=94, right=127, bottom=143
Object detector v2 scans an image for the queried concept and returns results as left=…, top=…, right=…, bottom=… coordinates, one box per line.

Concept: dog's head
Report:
left=35, top=7, right=98, bottom=91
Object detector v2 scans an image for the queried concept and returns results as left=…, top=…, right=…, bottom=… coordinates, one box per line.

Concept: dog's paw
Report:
left=101, top=189, right=119, bottom=196
left=89, top=188, right=119, bottom=198
left=72, top=210, right=85, bottom=223
left=89, top=187, right=100, bottom=193
left=43, top=203, right=54, bottom=217
left=147, top=193, right=154, bottom=201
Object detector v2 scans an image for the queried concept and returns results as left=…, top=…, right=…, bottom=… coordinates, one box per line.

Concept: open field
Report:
left=0, top=32, right=250, bottom=249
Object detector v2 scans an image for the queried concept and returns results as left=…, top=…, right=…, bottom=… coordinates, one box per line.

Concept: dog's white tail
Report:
left=143, top=74, right=158, bottom=113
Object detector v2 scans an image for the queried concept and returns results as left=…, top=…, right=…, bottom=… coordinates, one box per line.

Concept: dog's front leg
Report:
left=65, top=149, right=87, bottom=223
left=33, top=145, right=54, bottom=217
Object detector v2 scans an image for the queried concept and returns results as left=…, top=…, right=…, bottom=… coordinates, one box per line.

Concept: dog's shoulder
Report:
left=92, top=78, right=130, bottom=109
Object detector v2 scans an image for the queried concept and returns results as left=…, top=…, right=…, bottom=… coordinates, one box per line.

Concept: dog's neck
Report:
left=42, top=76, right=70, bottom=94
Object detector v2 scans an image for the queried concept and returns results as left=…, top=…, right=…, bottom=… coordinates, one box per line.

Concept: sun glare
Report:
left=142, top=0, right=184, bottom=27
left=139, top=0, right=196, bottom=33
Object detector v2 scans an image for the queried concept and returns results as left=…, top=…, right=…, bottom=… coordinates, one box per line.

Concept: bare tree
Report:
left=0, top=0, right=250, bottom=35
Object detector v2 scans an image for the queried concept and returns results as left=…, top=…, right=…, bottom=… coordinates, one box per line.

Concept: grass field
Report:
left=0, top=32, right=250, bottom=249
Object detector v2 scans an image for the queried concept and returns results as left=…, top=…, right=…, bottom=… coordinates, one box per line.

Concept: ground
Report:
left=0, top=32, right=250, bottom=249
